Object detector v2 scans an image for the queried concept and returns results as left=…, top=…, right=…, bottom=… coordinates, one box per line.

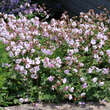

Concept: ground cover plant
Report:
left=0, top=9, right=110, bottom=106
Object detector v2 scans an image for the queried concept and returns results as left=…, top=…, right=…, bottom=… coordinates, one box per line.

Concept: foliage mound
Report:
left=0, top=10, right=110, bottom=106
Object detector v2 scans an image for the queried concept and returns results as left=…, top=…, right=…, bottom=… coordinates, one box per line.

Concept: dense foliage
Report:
left=0, top=9, right=110, bottom=106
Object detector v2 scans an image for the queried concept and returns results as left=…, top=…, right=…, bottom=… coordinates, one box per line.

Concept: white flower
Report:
left=16, top=59, right=22, bottom=64
left=96, top=68, right=101, bottom=72
left=99, top=82, right=104, bottom=86
left=100, top=51, right=104, bottom=56
left=19, top=98, right=24, bottom=103
left=48, top=76, right=54, bottom=82
left=35, top=57, right=40, bottom=65
left=31, top=49, right=35, bottom=53
left=70, top=87, right=74, bottom=92
left=69, top=94, right=73, bottom=100
left=73, top=68, right=78, bottom=73
left=23, top=70, right=27, bottom=75
left=69, top=39, right=74, bottom=45
left=75, top=41, right=80, bottom=47
left=88, top=68, right=93, bottom=73
left=84, top=15, right=88, bottom=19
left=9, top=51, right=14, bottom=57
left=91, top=39, right=96, bottom=45
left=55, top=63, right=61, bottom=68
left=81, top=93, right=86, bottom=97
left=74, top=48, right=79, bottom=53
left=108, top=59, right=110, bottom=63
left=103, top=35, right=108, bottom=40
left=6, top=46, right=10, bottom=51
left=97, top=32, right=108, bottom=40
left=84, top=46, right=88, bottom=52
left=106, top=50, right=110, bottom=57
left=79, top=63, right=84, bottom=67
left=92, top=45, right=97, bottom=49
left=100, top=40, right=105, bottom=45
left=25, top=64, right=30, bottom=69
left=72, top=22, right=77, bottom=27
left=68, top=49, right=74, bottom=55
left=22, top=49, right=27, bottom=55
left=80, top=77, right=85, bottom=82
left=30, top=68, right=34, bottom=73
left=19, top=66, right=24, bottom=71
left=94, top=54, right=99, bottom=59
left=31, top=74, right=37, bottom=79
left=63, top=78, right=67, bottom=84
left=15, top=51, right=20, bottom=56
left=92, top=77, right=98, bottom=83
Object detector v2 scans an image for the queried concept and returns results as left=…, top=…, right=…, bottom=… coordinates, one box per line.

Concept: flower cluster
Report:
left=0, top=0, right=49, bottom=21
left=0, top=9, right=110, bottom=104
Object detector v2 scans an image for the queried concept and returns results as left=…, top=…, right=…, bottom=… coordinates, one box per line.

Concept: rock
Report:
left=2, top=102, right=110, bottom=110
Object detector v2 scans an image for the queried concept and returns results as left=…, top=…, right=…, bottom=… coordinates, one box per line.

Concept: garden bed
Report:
left=0, top=0, right=110, bottom=108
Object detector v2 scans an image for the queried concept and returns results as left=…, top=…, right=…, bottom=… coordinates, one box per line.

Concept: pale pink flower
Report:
left=56, top=57, right=62, bottom=64
left=91, top=39, right=96, bottom=45
left=100, top=40, right=105, bottom=45
left=79, top=63, right=84, bottom=67
left=34, top=66, right=40, bottom=72
left=48, top=63, right=55, bottom=68
left=92, top=77, right=98, bottom=83
left=31, top=74, right=37, bottom=79
left=73, top=68, right=78, bottom=73
left=108, top=59, right=110, bottom=63
left=9, top=51, right=14, bottom=57
left=80, top=77, right=85, bottom=82
left=41, top=49, right=53, bottom=55
left=24, top=98, right=29, bottom=102
left=63, top=78, right=67, bottom=84
left=102, top=68, right=109, bottom=74
left=64, top=86, right=69, bottom=91
left=31, top=49, right=35, bottom=53
left=64, top=70, right=70, bottom=74
left=48, top=76, right=54, bottom=82
left=88, top=68, right=93, bottom=73
left=82, top=83, right=87, bottom=88
left=68, top=39, right=74, bottom=45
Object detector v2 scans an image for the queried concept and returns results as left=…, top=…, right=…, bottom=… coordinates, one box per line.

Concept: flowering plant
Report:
left=0, top=9, right=110, bottom=106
